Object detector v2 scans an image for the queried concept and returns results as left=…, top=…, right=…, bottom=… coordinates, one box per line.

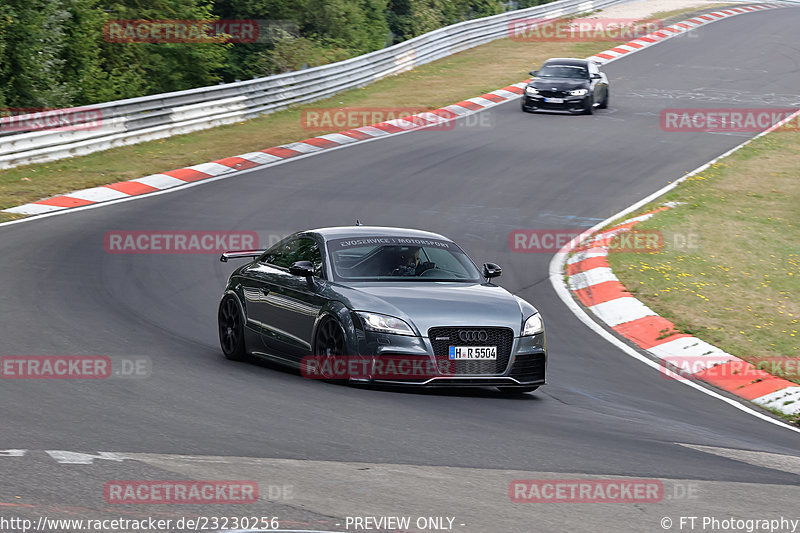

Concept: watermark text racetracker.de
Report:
left=300, top=107, right=494, bottom=132
left=510, top=479, right=700, bottom=503
left=1, top=356, right=151, bottom=379
left=104, top=19, right=297, bottom=44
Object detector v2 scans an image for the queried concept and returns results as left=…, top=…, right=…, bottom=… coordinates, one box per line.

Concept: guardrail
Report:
left=0, top=0, right=632, bottom=169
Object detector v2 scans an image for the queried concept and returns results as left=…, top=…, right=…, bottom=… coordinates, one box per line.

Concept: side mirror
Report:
left=591, top=73, right=601, bottom=79
left=289, top=260, right=315, bottom=277
left=482, top=263, right=502, bottom=279
left=529, top=70, right=538, bottom=76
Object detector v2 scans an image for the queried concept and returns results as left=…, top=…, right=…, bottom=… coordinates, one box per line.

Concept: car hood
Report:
left=333, top=282, right=537, bottom=336
left=530, top=78, right=589, bottom=91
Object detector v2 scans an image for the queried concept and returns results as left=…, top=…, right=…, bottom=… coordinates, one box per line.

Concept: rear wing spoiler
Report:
left=220, top=249, right=266, bottom=262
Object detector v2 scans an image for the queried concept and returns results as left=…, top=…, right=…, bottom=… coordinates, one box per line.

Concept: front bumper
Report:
left=368, top=375, right=544, bottom=387
left=522, top=94, right=589, bottom=112
left=353, top=329, right=546, bottom=387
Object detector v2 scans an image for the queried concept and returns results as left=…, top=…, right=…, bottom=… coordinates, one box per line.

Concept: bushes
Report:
left=0, top=0, right=522, bottom=108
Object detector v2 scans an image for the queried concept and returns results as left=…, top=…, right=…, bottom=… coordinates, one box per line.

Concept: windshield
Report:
left=537, top=64, right=588, bottom=79
left=326, top=236, right=481, bottom=282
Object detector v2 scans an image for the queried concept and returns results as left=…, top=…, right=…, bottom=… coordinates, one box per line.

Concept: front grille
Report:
left=509, top=353, right=546, bottom=383
left=537, top=90, right=566, bottom=98
left=428, top=327, right=513, bottom=375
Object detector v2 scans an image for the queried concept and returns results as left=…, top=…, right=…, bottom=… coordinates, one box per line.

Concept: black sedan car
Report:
left=521, top=58, right=609, bottom=114
left=217, top=226, right=546, bottom=392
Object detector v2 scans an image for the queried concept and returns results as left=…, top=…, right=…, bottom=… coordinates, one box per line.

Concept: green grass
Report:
left=648, top=3, right=737, bottom=22
left=606, top=128, right=800, bottom=422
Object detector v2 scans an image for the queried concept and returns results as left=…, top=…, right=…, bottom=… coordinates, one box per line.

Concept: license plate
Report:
left=449, top=346, right=497, bottom=360
left=544, top=97, right=564, bottom=103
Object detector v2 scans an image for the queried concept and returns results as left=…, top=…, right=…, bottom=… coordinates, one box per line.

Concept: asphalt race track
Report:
left=1, top=7, right=799, bottom=533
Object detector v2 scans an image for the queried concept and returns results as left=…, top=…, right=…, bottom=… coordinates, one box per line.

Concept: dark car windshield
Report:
left=537, top=64, right=588, bottom=79
left=326, top=236, right=482, bottom=282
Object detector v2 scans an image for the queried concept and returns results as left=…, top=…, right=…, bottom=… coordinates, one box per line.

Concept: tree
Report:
left=0, top=0, right=74, bottom=108
left=301, top=0, right=389, bottom=54
left=0, top=0, right=549, bottom=108
left=387, top=0, right=503, bottom=43
left=97, top=0, right=229, bottom=97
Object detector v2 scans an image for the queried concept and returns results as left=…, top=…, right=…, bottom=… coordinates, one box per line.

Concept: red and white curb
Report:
left=2, top=4, right=787, bottom=217
left=552, top=103, right=800, bottom=428
left=566, top=208, right=800, bottom=417
left=1, top=94, right=528, bottom=216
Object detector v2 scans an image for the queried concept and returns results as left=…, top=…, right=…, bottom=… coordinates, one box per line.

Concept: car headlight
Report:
left=522, top=313, right=544, bottom=336
left=356, top=311, right=415, bottom=336
left=525, top=86, right=539, bottom=95
left=569, top=89, right=588, bottom=96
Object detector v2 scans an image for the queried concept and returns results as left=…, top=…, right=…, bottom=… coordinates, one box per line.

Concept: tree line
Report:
left=0, top=0, right=553, bottom=109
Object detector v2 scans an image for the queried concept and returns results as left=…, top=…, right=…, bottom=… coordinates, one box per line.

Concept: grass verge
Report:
left=0, top=4, right=734, bottom=223
left=607, top=127, right=800, bottom=420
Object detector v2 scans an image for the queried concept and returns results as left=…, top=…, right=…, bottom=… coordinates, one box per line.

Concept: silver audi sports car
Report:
left=218, top=226, right=546, bottom=392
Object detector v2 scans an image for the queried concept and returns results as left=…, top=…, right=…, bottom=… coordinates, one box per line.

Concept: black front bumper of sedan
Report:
left=521, top=94, right=589, bottom=113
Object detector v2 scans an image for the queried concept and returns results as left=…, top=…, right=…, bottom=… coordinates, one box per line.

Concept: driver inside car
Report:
left=392, top=247, right=435, bottom=276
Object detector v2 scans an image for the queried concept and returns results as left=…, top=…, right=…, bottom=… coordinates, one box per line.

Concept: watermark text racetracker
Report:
left=104, top=230, right=261, bottom=254
left=661, top=108, right=800, bottom=132
left=301, top=355, right=457, bottom=380
left=509, top=18, right=663, bottom=41
left=1, top=107, right=103, bottom=133
left=660, top=357, right=800, bottom=381
left=105, top=19, right=257, bottom=43
left=104, top=480, right=260, bottom=504
left=1, top=356, right=151, bottom=379
left=510, top=479, right=662, bottom=503
left=509, top=228, right=664, bottom=253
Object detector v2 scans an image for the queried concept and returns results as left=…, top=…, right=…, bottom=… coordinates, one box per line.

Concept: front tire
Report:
left=219, top=294, right=247, bottom=361
left=598, top=90, right=609, bottom=109
left=314, top=317, right=347, bottom=380
left=583, top=96, right=594, bottom=115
